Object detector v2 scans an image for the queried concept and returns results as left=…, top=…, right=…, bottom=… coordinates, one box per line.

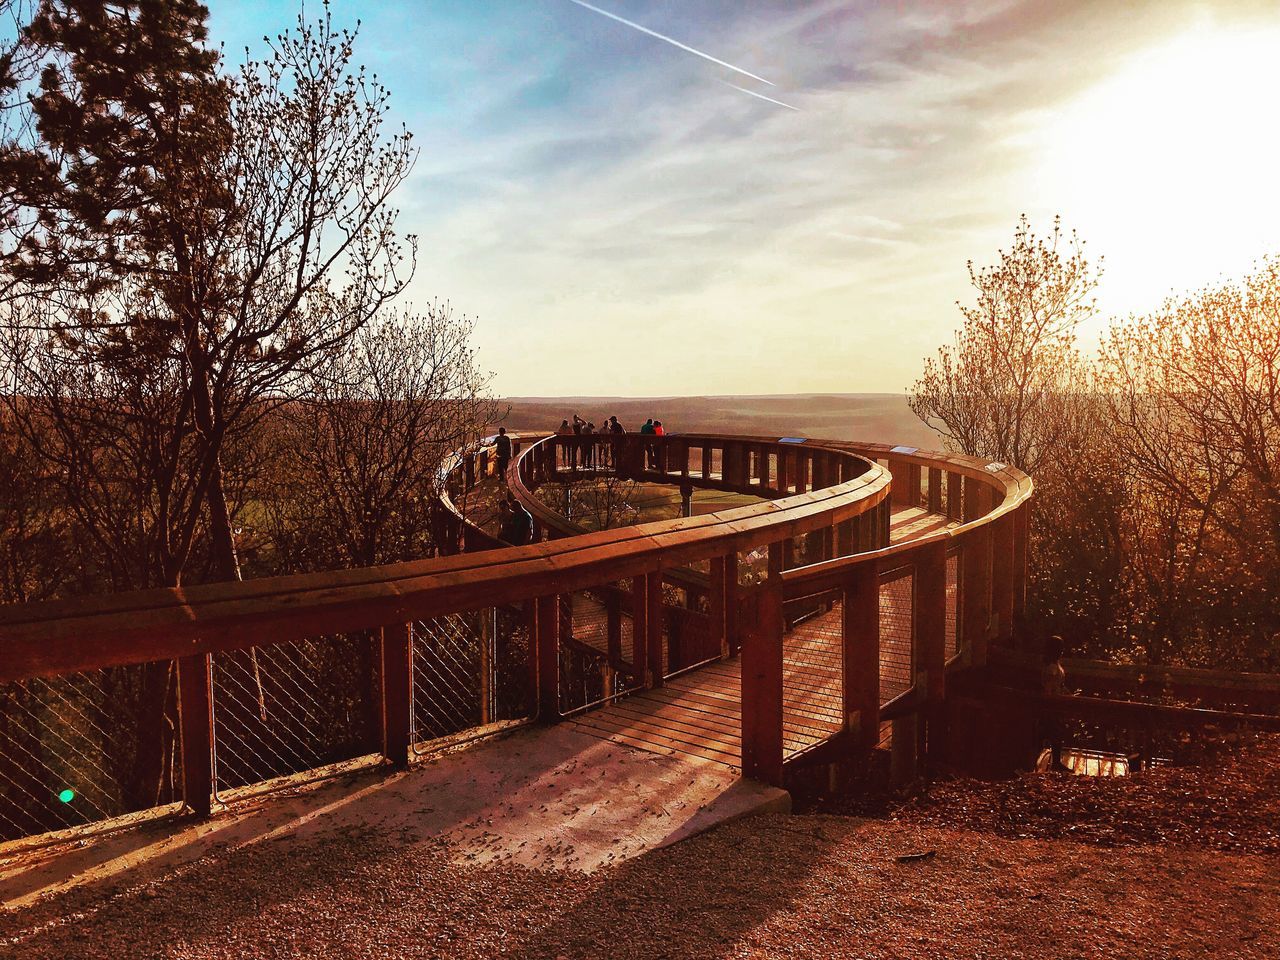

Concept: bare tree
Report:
left=0, top=3, right=416, bottom=587
left=256, top=305, right=498, bottom=573
left=1098, top=257, right=1280, bottom=664
left=910, top=215, right=1099, bottom=475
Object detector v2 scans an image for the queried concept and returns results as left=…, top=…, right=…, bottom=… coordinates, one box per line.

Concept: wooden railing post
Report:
left=1013, top=501, right=1029, bottom=620
left=380, top=622, right=412, bottom=768
left=915, top=541, right=947, bottom=769
left=889, top=459, right=909, bottom=509
left=991, top=512, right=1016, bottom=647
left=946, top=471, right=963, bottom=522
left=177, top=653, right=214, bottom=818
left=927, top=467, right=943, bottom=514
left=710, top=554, right=727, bottom=657
left=741, top=542, right=785, bottom=785
left=961, top=526, right=993, bottom=667
left=479, top=609, right=494, bottom=725
left=842, top=558, right=880, bottom=757
left=646, top=570, right=665, bottom=687
left=535, top=594, right=560, bottom=719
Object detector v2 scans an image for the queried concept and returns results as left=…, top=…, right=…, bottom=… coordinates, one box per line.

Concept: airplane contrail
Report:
left=719, top=80, right=799, bottom=112
left=566, top=0, right=775, bottom=87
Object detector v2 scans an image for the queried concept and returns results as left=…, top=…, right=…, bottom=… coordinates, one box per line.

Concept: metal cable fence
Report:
left=411, top=606, right=532, bottom=751
left=558, top=581, right=641, bottom=716
left=782, top=592, right=843, bottom=758
left=211, top=636, right=380, bottom=795
left=0, top=663, right=181, bottom=841
left=879, top=568, right=915, bottom=704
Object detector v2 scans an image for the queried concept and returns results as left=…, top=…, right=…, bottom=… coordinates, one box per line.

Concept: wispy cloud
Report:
left=565, top=0, right=776, bottom=86
left=718, top=79, right=798, bottom=111
left=232, top=0, right=1276, bottom=395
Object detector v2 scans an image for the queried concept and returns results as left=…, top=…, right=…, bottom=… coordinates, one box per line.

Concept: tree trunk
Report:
left=205, top=455, right=241, bottom=582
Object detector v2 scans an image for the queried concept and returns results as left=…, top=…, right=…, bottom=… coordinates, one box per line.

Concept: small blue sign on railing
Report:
left=890, top=445, right=918, bottom=454
left=778, top=437, right=807, bottom=444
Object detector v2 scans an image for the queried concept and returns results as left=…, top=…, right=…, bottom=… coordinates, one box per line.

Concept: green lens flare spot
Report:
left=57, top=788, right=75, bottom=803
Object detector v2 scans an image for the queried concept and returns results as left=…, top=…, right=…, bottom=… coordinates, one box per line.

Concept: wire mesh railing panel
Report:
left=781, top=593, right=844, bottom=758
left=212, top=636, right=380, bottom=794
left=0, top=664, right=181, bottom=841
left=558, top=582, right=641, bottom=716
left=662, top=586, right=716, bottom=678
left=412, top=606, right=532, bottom=752
left=414, top=611, right=481, bottom=748
left=945, top=550, right=960, bottom=661
left=879, top=570, right=915, bottom=704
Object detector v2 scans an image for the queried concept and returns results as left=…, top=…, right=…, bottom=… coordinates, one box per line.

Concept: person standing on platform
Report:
left=556, top=418, right=573, bottom=470
left=494, top=427, right=512, bottom=482
left=572, top=414, right=587, bottom=470
left=583, top=421, right=596, bottom=469
left=507, top=494, right=534, bottom=546
left=496, top=499, right=516, bottom=544
left=640, top=417, right=660, bottom=471
left=608, top=415, right=625, bottom=470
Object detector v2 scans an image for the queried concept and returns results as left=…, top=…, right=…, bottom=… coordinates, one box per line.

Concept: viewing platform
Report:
left=0, top=430, right=1034, bottom=906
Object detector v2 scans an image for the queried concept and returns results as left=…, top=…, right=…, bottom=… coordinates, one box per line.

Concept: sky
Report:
left=210, top=0, right=1280, bottom=397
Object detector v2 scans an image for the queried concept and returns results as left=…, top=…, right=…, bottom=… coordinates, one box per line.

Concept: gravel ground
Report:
left=5, top=736, right=1279, bottom=959
left=2, top=811, right=1276, bottom=959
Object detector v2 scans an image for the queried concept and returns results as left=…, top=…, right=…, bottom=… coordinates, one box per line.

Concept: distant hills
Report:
left=492, top=393, right=944, bottom=449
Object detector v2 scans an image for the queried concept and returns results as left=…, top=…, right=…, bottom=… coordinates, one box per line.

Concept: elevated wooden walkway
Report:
left=564, top=504, right=959, bottom=769
left=0, top=432, right=1031, bottom=862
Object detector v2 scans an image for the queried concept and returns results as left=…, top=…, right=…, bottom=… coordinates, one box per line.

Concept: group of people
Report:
left=553, top=414, right=668, bottom=470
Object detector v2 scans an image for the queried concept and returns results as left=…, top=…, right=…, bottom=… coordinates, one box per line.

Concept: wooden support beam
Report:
left=836, top=516, right=854, bottom=557
left=607, top=592, right=623, bottom=665
left=725, top=552, right=740, bottom=656
left=842, top=559, right=880, bottom=756
left=915, top=540, right=947, bottom=769
left=907, top=463, right=922, bottom=508
left=991, top=512, right=1016, bottom=647
left=889, top=459, right=908, bottom=508
left=709, top=555, right=727, bottom=657
left=479, top=609, right=494, bottom=725
left=646, top=570, right=665, bottom=686
left=946, top=471, right=963, bottom=522
left=961, top=525, right=993, bottom=667
left=963, top=475, right=983, bottom=522
left=741, top=543, right=785, bottom=785
left=927, top=467, right=942, bottom=514
left=632, top=575, right=649, bottom=681
left=380, top=622, right=412, bottom=768
left=1013, top=501, right=1029, bottom=618
left=535, top=594, right=560, bottom=719
left=177, top=653, right=214, bottom=818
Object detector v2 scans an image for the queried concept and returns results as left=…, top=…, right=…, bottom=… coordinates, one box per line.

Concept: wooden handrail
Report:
left=0, top=434, right=891, bottom=683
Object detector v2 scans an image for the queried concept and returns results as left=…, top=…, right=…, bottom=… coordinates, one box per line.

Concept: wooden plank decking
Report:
left=567, top=505, right=958, bottom=769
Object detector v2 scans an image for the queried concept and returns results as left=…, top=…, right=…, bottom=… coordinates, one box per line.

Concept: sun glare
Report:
left=1039, top=23, right=1280, bottom=318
